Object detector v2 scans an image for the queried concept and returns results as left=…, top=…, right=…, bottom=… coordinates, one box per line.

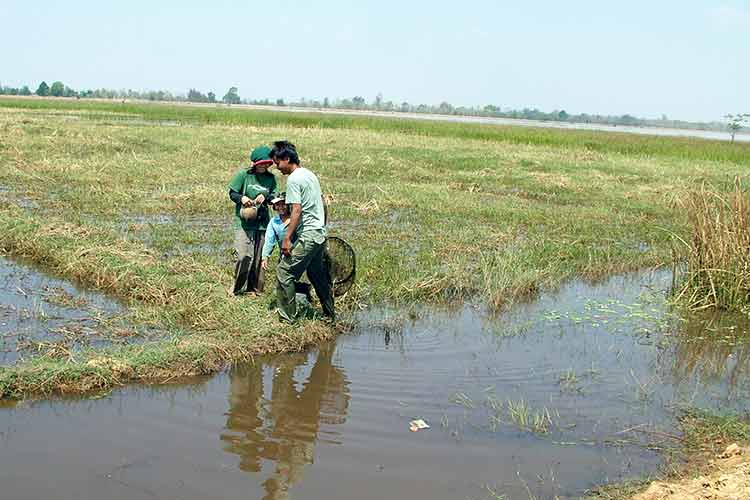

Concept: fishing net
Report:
left=325, top=236, right=356, bottom=296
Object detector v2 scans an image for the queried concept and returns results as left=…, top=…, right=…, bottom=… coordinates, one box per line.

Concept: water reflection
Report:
left=669, top=311, right=750, bottom=398
left=221, top=345, right=350, bottom=500
left=6, top=271, right=750, bottom=500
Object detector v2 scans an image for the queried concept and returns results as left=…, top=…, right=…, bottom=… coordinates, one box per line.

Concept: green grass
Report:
left=2, top=96, right=749, bottom=164
left=506, top=399, right=554, bottom=434
left=680, top=408, right=750, bottom=452
left=1, top=98, right=749, bottom=398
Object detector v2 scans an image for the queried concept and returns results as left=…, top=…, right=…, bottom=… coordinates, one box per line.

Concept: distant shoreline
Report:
left=2, top=95, right=748, bottom=143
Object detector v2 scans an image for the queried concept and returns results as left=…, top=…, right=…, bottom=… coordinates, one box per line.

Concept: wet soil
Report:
left=0, top=183, right=39, bottom=209
left=634, top=444, right=750, bottom=499
left=0, top=255, right=136, bottom=364
left=1, top=270, right=750, bottom=499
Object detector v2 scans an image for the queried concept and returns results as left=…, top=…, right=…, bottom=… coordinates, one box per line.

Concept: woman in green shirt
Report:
left=228, top=145, right=278, bottom=296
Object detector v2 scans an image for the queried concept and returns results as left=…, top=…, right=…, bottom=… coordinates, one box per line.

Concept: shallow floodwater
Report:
left=0, top=255, right=125, bottom=364
left=235, top=104, right=750, bottom=143
left=2, top=270, right=750, bottom=499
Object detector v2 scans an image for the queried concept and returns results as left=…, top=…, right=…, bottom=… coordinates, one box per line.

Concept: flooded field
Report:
left=0, top=255, right=148, bottom=364
left=228, top=103, right=750, bottom=143
left=2, top=270, right=750, bottom=499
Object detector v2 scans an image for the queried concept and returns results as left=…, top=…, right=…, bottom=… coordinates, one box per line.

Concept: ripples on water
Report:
left=2, top=269, right=750, bottom=499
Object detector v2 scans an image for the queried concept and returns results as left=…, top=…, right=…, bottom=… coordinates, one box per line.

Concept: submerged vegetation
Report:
left=0, top=98, right=749, bottom=398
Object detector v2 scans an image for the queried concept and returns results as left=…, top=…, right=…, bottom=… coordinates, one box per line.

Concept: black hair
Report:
left=269, top=140, right=299, bottom=165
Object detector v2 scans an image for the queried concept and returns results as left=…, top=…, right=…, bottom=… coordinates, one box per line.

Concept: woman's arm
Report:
left=229, top=188, right=243, bottom=205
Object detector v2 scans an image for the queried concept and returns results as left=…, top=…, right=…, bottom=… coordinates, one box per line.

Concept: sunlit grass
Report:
left=0, top=99, right=748, bottom=398
left=673, top=179, right=750, bottom=312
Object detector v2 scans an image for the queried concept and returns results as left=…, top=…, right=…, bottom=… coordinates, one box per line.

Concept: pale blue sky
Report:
left=2, top=0, right=747, bottom=121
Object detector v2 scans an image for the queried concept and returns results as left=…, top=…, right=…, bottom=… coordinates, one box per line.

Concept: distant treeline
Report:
left=0, top=80, right=739, bottom=133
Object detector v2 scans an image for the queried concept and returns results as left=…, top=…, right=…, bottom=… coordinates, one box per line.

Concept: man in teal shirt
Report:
left=269, top=140, right=334, bottom=322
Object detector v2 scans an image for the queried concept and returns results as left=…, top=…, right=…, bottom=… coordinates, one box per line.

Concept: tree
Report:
left=323, top=97, right=329, bottom=108
left=617, top=114, right=639, bottom=126
left=188, top=88, right=210, bottom=102
left=725, top=113, right=750, bottom=143
left=558, top=110, right=569, bottom=121
left=222, top=86, right=240, bottom=105
left=207, top=91, right=216, bottom=103
left=438, top=101, right=454, bottom=114
left=374, top=92, right=383, bottom=109
left=20, top=85, right=31, bottom=96
left=352, top=96, right=365, bottom=109
left=49, top=81, right=65, bottom=97
left=36, top=81, right=49, bottom=96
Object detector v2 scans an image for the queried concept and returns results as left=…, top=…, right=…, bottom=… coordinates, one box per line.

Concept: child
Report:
left=261, top=193, right=313, bottom=301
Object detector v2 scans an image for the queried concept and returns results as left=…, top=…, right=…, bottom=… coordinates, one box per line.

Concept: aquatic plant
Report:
left=558, top=368, right=582, bottom=393
left=507, top=399, right=554, bottom=434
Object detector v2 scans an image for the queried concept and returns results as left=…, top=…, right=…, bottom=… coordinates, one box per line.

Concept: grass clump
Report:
left=673, top=179, right=750, bottom=312
left=506, top=399, right=554, bottom=434
left=478, top=394, right=557, bottom=435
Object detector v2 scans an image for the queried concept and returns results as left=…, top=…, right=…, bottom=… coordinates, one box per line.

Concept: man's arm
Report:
left=282, top=204, right=302, bottom=256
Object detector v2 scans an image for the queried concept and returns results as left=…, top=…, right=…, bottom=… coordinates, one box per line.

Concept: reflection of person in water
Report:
left=221, top=346, right=350, bottom=500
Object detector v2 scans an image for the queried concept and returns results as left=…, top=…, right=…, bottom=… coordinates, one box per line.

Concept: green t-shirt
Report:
left=286, top=167, right=326, bottom=243
left=228, top=169, right=277, bottom=230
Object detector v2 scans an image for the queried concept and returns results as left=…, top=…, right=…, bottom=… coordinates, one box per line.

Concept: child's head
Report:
left=270, top=193, right=288, bottom=214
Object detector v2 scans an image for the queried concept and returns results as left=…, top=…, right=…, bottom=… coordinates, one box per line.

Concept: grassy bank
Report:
left=0, top=99, right=749, bottom=398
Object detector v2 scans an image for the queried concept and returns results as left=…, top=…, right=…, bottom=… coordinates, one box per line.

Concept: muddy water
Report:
left=2, top=270, right=750, bottom=499
left=0, top=255, right=125, bottom=364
